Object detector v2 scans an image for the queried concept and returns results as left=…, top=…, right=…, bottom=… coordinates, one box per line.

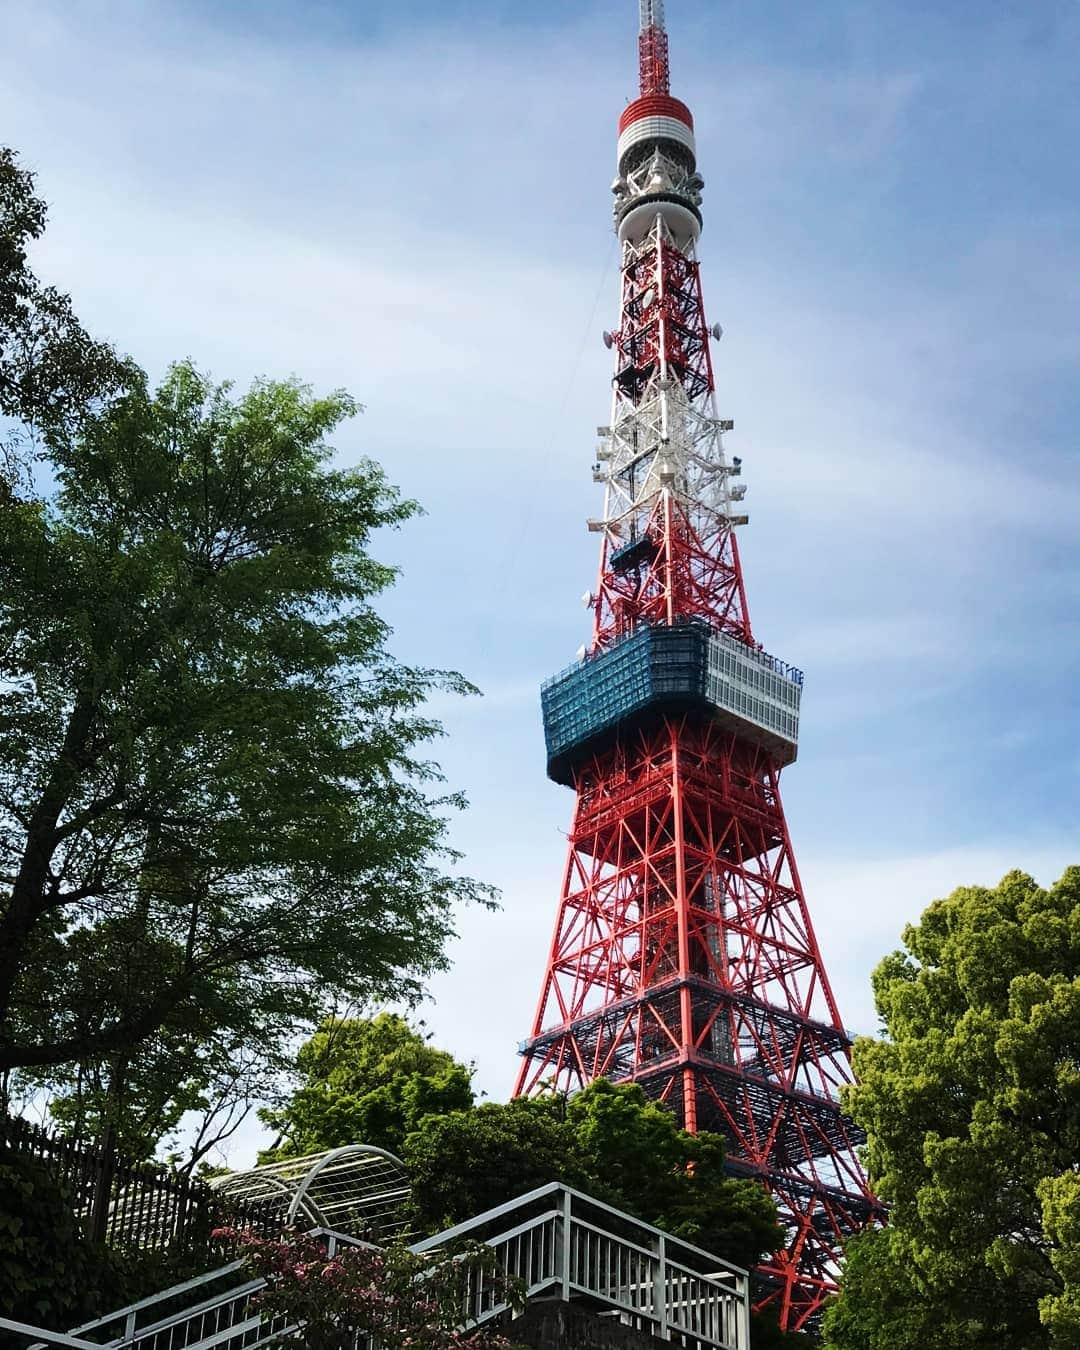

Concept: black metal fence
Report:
left=0, top=1112, right=280, bottom=1266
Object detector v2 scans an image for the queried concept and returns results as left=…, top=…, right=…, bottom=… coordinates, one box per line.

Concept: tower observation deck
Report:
left=514, top=0, right=883, bottom=1332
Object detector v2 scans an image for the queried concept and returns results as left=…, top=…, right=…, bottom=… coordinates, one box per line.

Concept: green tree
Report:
left=29, top=1017, right=283, bottom=1168
left=565, top=1078, right=782, bottom=1268
left=0, top=146, right=127, bottom=490
left=823, top=867, right=1080, bottom=1350
left=0, top=364, right=492, bottom=1105
left=1039, top=1172, right=1080, bottom=1345
left=261, top=1013, right=476, bottom=1159
left=267, top=1024, right=791, bottom=1338
left=402, top=1094, right=587, bottom=1234
left=402, top=1079, right=782, bottom=1272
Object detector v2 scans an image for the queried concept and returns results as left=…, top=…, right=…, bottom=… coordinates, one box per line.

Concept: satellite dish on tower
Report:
left=602, top=331, right=615, bottom=349
left=710, top=323, right=723, bottom=341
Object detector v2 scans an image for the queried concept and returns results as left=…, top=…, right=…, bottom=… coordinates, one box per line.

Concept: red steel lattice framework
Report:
left=514, top=2, right=883, bottom=1331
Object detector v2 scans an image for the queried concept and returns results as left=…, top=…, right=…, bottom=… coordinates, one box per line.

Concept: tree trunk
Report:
left=0, top=689, right=97, bottom=1031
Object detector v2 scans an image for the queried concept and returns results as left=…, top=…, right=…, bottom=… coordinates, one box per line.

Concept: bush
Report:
left=0, top=1149, right=120, bottom=1328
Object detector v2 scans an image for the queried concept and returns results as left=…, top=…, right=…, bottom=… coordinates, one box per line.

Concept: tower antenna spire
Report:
left=638, top=0, right=670, bottom=94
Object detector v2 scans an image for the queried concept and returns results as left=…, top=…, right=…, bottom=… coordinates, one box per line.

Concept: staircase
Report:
left=0, top=1184, right=750, bottom=1350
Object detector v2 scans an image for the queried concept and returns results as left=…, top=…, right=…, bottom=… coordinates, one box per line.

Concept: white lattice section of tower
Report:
left=590, top=221, right=745, bottom=552
left=639, top=0, right=665, bottom=32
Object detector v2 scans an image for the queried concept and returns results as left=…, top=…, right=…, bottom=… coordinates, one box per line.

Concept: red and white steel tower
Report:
left=514, top=0, right=883, bottom=1330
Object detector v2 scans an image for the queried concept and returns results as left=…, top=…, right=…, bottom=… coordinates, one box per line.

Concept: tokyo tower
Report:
left=514, top=0, right=883, bottom=1330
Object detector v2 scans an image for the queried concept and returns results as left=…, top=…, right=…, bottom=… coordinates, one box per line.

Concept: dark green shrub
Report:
left=0, top=1148, right=119, bottom=1329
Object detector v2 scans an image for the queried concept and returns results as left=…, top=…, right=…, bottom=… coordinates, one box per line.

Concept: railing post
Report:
left=655, top=1233, right=668, bottom=1340
left=560, top=1189, right=572, bottom=1301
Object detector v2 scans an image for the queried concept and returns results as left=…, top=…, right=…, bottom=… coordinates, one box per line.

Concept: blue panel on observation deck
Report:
left=541, top=622, right=802, bottom=787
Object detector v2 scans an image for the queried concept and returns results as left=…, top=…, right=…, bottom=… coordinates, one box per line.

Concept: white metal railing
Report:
left=413, top=1182, right=750, bottom=1350
left=2, top=1185, right=749, bottom=1350
left=0, top=1320, right=106, bottom=1350
left=48, top=1231, right=365, bottom=1350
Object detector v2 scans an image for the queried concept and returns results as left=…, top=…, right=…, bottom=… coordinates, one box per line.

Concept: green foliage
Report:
left=565, top=1078, right=782, bottom=1267
left=823, top=867, right=1080, bottom=1349
left=0, top=1148, right=119, bottom=1327
left=0, top=1139, right=229, bottom=1331
left=33, top=1023, right=280, bottom=1166
left=821, top=1226, right=942, bottom=1350
left=1039, top=1173, right=1080, bottom=1346
left=403, top=1095, right=587, bottom=1234
left=268, top=1019, right=782, bottom=1272
left=401, top=1078, right=781, bottom=1272
left=0, top=146, right=127, bottom=491
left=261, top=1014, right=475, bottom=1159
left=0, top=363, right=493, bottom=1119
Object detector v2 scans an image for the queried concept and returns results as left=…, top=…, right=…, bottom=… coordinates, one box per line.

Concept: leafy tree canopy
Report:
left=27, top=1018, right=281, bottom=1170
left=403, top=1094, right=585, bottom=1234
left=0, top=146, right=127, bottom=489
left=265, top=1019, right=782, bottom=1271
left=823, top=867, right=1080, bottom=1350
left=0, top=363, right=492, bottom=1121
left=564, top=1078, right=783, bottom=1268
left=261, top=1013, right=476, bottom=1159
left=402, top=1077, right=782, bottom=1272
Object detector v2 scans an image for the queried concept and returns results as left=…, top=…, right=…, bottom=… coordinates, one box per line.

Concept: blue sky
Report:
left=3, top=0, right=1079, bottom=1159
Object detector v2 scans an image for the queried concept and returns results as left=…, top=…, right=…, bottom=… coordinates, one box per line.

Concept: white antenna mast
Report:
left=639, top=0, right=666, bottom=31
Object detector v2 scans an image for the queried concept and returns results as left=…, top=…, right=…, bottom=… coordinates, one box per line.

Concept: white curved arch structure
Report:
left=209, top=1143, right=411, bottom=1240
